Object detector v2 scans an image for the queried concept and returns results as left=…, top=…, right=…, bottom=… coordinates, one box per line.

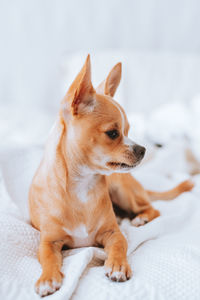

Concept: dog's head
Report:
left=61, top=55, right=145, bottom=175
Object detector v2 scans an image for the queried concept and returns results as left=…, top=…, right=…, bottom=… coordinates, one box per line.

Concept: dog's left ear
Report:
left=63, top=54, right=95, bottom=116
left=96, top=62, right=121, bottom=97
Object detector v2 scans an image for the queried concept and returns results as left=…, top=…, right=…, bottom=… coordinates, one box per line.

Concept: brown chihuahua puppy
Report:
left=29, top=55, right=194, bottom=296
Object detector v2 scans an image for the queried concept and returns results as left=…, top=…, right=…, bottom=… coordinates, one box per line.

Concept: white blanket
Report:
left=0, top=100, right=200, bottom=300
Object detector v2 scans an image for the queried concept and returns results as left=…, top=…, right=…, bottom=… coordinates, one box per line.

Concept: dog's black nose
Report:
left=133, top=145, right=146, bottom=159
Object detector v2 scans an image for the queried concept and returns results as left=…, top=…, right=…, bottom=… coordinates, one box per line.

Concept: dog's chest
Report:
left=63, top=224, right=96, bottom=248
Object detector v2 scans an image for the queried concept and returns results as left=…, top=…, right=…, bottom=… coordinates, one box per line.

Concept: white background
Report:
left=1, top=0, right=200, bottom=116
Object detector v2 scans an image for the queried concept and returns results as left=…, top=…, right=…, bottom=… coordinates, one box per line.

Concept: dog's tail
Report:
left=147, top=180, right=194, bottom=201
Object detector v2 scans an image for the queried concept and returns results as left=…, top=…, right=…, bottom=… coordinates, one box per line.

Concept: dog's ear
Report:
left=64, top=54, right=95, bottom=116
left=96, top=62, right=121, bottom=97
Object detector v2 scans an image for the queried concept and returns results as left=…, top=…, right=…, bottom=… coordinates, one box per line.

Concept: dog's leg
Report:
left=35, top=239, right=64, bottom=297
left=107, top=173, right=160, bottom=226
left=131, top=179, right=193, bottom=226
left=131, top=206, right=160, bottom=226
left=97, top=226, right=132, bottom=282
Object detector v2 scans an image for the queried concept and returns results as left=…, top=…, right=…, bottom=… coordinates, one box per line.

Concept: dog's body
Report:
left=29, top=55, right=194, bottom=296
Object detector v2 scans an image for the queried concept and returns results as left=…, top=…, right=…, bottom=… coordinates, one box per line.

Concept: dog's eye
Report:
left=105, top=130, right=119, bottom=140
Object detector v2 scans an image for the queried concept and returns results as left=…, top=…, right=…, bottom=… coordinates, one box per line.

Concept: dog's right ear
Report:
left=96, top=62, right=122, bottom=97
left=62, top=55, right=95, bottom=116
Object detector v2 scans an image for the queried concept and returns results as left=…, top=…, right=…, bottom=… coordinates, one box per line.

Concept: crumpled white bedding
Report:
left=0, top=98, right=200, bottom=300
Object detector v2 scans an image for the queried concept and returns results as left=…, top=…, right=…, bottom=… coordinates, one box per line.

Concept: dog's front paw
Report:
left=131, top=216, right=148, bottom=227
left=105, top=258, right=132, bottom=282
left=35, top=271, right=63, bottom=297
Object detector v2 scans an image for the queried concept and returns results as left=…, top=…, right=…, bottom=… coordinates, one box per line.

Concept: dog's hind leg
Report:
left=107, top=174, right=194, bottom=226
left=131, top=206, right=160, bottom=227
left=106, top=173, right=160, bottom=226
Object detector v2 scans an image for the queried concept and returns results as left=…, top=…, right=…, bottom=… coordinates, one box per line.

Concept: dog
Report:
left=29, top=55, right=194, bottom=296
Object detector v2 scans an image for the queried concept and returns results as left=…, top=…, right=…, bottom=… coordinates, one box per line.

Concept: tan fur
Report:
left=29, top=55, right=194, bottom=296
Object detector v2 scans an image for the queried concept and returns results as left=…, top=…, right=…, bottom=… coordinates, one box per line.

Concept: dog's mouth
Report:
left=107, top=162, right=137, bottom=169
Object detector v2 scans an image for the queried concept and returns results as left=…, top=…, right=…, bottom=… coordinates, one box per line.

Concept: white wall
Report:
left=0, top=0, right=200, bottom=116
